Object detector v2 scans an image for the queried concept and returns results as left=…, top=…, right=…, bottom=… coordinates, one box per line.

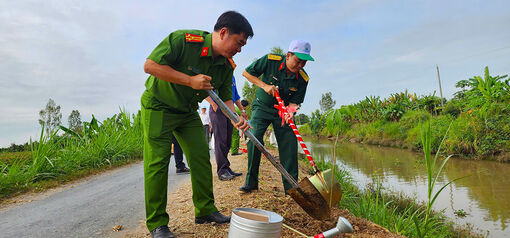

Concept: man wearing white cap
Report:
left=240, top=40, right=314, bottom=193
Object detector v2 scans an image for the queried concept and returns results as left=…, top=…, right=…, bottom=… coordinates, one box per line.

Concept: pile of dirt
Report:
left=123, top=149, right=403, bottom=238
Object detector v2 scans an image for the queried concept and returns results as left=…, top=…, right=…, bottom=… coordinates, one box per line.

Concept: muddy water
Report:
left=304, top=138, right=510, bottom=237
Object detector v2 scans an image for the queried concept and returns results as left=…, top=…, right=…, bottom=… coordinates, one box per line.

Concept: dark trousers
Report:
left=203, top=125, right=210, bottom=145
left=245, top=107, right=298, bottom=192
left=209, top=106, right=233, bottom=176
left=172, top=136, right=185, bottom=169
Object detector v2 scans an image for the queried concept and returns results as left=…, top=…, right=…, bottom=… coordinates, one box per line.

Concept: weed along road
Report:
left=0, top=159, right=188, bottom=238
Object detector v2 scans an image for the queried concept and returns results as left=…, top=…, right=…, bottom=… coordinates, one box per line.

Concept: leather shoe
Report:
left=150, top=226, right=174, bottom=238
left=176, top=167, right=190, bottom=174
left=239, top=184, right=258, bottom=193
left=229, top=169, right=243, bottom=177
left=195, top=211, right=231, bottom=224
left=219, top=172, right=235, bottom=181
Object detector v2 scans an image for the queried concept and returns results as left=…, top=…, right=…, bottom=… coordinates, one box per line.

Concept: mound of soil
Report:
left=123, top=148, right=403, bottom=238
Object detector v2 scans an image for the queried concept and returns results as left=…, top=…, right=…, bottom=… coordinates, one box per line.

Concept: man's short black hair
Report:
left=241, top=99, right=249, bottom=107
left=214, top=11, right=253, bottom=38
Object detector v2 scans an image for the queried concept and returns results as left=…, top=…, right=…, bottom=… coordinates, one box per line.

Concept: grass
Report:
left=310, top=159, right=481, bottom=238
left=0, top=109, right=143, bottom=200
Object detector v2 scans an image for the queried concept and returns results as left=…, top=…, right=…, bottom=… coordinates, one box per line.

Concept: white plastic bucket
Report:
left=228, top=208, right=283, bottom=238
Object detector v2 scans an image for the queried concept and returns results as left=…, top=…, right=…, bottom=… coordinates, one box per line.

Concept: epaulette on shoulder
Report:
left=228, top=58, right=236, bottom=70
left=267, top=54, right=282, bottom=61
left=185, top=33, right=204, bottom=43
left=299, top=70, right=309, bottom=82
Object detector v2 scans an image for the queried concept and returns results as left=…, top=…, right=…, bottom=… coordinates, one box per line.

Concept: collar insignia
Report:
left=228, top=58, right=236, bottom=70
left=201, top=47, right=209, bottom=56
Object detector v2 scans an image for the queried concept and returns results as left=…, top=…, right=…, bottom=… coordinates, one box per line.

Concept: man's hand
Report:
left=241, top=111, right=248, bottom=120
left=232, top=116, right=251, bottom=131
left=262, top=84, right=276, bottom=96
left=285, top=104, right=299, bottom=123
left=188, top=74, right=213, bottom=90
left=284, top=112, right=294, bottom=123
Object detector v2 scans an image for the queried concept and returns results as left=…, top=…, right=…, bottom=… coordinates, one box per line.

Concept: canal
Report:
left=304, top=138, right=510, bottom=237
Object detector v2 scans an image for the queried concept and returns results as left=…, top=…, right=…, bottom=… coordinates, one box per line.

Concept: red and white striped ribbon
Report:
left=274, top=90, right=316, bottom=168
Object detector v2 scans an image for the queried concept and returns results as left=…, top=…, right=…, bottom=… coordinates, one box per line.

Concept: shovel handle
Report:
left=206, top=89, right=300, bottom=189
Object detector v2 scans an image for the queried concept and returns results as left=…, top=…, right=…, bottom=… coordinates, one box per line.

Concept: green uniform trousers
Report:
left=141, top=99, right=217, bottom=231
left=245, top=107, right=298, bottom=191
left=230, top=127, right=240, bottom=154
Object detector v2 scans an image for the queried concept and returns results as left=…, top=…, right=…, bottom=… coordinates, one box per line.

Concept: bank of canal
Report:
left=304, top=138, right=510, bottom=237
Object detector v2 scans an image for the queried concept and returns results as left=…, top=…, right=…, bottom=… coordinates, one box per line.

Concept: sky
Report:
left=1, top=0, right=509, bottom=147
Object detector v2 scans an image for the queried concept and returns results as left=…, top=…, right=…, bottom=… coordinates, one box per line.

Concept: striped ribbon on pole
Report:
left=273, top=89, right=320, bottom=174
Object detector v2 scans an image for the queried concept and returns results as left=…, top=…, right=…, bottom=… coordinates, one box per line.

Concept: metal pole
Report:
left=205, top=89, right=300, bottom=189
left=436, top=65, right=444, bottom=107
left=187, top=65, right=300, bottom=189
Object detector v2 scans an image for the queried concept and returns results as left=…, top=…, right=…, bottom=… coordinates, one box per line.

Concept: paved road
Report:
left=0, top=159, right=189, bottom=238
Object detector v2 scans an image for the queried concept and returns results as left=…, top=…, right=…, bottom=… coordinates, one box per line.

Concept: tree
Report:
left=294, top=113, right=310, bottom=125
left=39, top=98, right=62, bottom=134
left=242, top=81, right=258, bottom=118
left=270, top=46, right=284, bottom=55
left=319, top=92, right=336, bottom=114
left=68, top=110, right=82, bottom=131
left=309, top=109, right=323, bottom=135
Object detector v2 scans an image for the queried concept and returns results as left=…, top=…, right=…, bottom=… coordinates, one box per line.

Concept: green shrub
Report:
left=399, top=110, right=431, bottom=130
left=442, top=100, right=462, bottom=117
left=298, top=123, right=311, bottom=135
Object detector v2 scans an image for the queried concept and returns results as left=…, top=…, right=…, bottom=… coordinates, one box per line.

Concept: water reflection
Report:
left=305, top=138, right=510, bottom=237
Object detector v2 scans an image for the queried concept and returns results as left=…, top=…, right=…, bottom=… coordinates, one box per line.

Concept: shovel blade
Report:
left=308, top=169, right=343, bottom=208
left=287, top=177, right=330, bottom=220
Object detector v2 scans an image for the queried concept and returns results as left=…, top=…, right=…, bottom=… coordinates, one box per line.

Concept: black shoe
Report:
left=231, top=152, right=243, bottom=156
left=195, top=211, right=231, bottom=224
left=176, top=167, right=190, bottom=174
left=239, top=184, right=258, bottom=193
left=219, top=172, right=235, bottom=181
left=150, top=226, right=174, bottom=238
left=228, top=169, right=243, bottom=177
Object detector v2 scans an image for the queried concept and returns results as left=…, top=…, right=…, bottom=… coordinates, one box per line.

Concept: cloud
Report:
left=1, top=0, right=510, bottom=146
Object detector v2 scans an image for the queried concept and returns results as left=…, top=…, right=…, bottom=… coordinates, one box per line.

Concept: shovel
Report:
left=188, top=66, right=330, bottom=220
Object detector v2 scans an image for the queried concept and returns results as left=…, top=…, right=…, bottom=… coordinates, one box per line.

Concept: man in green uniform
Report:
left=240, top=40, right=314, bottom=193
left=141, top=11, right=253, bottom=238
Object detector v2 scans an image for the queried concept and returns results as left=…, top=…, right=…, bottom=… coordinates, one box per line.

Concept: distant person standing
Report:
left=199, top=107, right=211, bottom=147
left=207, top=76, right=248, bottom=181
left=231, top=99, right=249, bottom=155
left=172, top=136, right=190, bottom=174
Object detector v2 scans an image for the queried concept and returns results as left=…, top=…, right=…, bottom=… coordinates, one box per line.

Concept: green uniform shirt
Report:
left=245, top=54, right=309, bottom=113
left=144, top=30, right=234, bottom=113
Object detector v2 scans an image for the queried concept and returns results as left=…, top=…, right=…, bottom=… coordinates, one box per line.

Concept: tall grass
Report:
left=312, top=158, right=480, bottom=237
left=308, top=121, right=479, bottom=237
left=415, top=121, right=468, bottom=238
left=0, top=109, right=143, bottom=199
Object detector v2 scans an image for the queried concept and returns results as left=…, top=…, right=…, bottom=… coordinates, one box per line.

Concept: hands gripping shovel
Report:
left=188, top=66, right=332, bottom=220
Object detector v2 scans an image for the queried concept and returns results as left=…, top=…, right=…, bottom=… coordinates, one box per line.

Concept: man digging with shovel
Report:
left=141, top=11, right=252, bottom=238
left=240, top=40, right=314, bottom=194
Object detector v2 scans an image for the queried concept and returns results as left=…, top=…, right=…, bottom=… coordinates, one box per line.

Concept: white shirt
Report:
left=200, top=112, right=210, bottom=125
